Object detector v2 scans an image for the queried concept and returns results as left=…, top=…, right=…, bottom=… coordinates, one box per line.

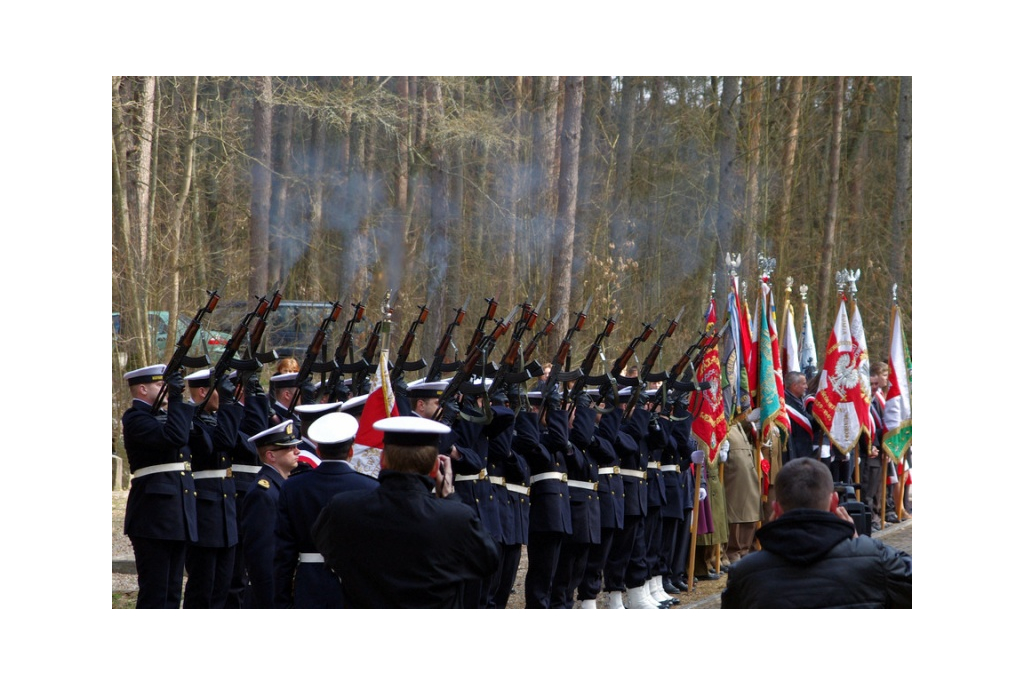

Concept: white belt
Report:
left=193, top=469, right=230, bottom=479
left=488, top=476, right=507, bottom=487
left=598, top=466, right=620, bottom=476
left=646, top=461, right=661, bottom=469
left=567, top=479, right=598, bottom=492
left=660, top=464, right=681, bottom=473
left=620, top=469, right=647, bottom=480
left=299, top=553, right=324, bottom=563
left=531, top=472, right=568, bottom=485
left=131, top=462, right=191, bottom=480
left=455, top=469, right=488, bottom=482
left=232, top=464, right=262, bottom=474
left=506, top=483, right=530, bottom=496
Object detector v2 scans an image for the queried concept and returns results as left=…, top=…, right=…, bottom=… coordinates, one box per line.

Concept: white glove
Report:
left=747, top=408, right=760, bottom=423
left=699, top=487, right=707, bottom=501
left=720, top=439, right=731, bottom=455
left=718, top=449, right=729, bottom=463
left=820, top=443, right=832, bottom=461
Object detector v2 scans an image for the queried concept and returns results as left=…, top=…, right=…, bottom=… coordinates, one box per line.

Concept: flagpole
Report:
left=687, top=453, right=704, bottom=592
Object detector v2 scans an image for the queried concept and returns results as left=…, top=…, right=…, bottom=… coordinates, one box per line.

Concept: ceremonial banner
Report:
left=798, top=294, right=818, bottom=378
left=689, top=299, right=728, bottom=461
left=757, top=282, right=790, bottom=443
left=781, top=299, right=800, bottom=375
left=351, top=344, right=400, bottom=478
left=721, top=278, right=751, bottom=423
left=882, top=304, right=912, bottom=463
left=848, top=299, right=874, bottom=443
left=811, top=298, right=864, bottom=455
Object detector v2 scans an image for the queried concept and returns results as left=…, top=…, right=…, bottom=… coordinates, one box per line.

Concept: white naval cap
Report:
left=341, top=393, right=369, bottom=415
left=270, top=372, right=300, bottom=389
left=307, top=412, right=359, bottom=445
left=374, top=415, right=451, bottom=447
left=406, top=379, right=448, bottom=399
left=124, top=364, right=167, bottom=386
left=293, top=400, right=344, bottom=423
left=247, top=420, right=302, bottom=448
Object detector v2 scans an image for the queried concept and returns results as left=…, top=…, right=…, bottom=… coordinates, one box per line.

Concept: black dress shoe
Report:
left=696, top=572, right=720, bottom=581
left=663, top=578, right=682, bottom=594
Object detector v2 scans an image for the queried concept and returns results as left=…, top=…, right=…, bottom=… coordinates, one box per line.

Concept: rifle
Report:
left=350, top=308, right=387, bottom=396
left=197, top=292, right=275, bottom=413
left=318, top=298, right=367, bottom=402
left=426, top=296, right=470, bottom=382
left=565, top=315, right=616, bottom=409
left=489, top=295, right=544, bottom=392
left=464, top=296, right=499, bottom=376
left=151, top=289, right=220, bottom=414
left=233, top=289, right=282, bottom=402
left=650, top=328, right=715, bottom=413
left=538, top=296, right=592, bottom=420
left=623, top=305, right=684, bottom=420
left=671, top=330, right=720, bottom=418
left=432, top=305, right=517, bottom=421
left=287, top=301, right=343, bottom=413
left=390, top=303, right=430, bottom=386
left=593, top=315, right=661, bottom=406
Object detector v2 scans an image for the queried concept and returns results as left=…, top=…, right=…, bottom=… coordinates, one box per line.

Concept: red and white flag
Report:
left=848, top=299, right=874, bottom=443
left=882, top=304, right=912, bottom=464
left=811, top=297, right=866, bottom=455
left=350, top=344, right=400, bottom=478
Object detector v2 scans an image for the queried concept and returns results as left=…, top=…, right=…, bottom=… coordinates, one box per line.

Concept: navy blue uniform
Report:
left=521, top=408, right=573, bottom=608
left=122, top=397, right=198, bottom=609
left=483, top=405, right=526, bottom=608
left=273, top=460, right=379, bottom=608
left=239, top=464, right=285, bottom=608
left=183, top=401, right=242, bottom=608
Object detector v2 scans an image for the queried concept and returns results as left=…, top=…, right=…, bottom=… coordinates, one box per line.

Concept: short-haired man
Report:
left=239, top=420, right=300, bottom=608
left=721, top=458, right=912, bottom=609
left=273, top=412, right=378, bottom=608
left=312, top=416, right=500, bottom=608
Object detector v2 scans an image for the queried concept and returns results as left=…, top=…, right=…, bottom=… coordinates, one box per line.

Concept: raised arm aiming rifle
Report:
left=431, top=304, right=517, bottom=422
left=151, top=289, right=220, bottom=414
left=196, top=291, right=278, bottom=413
left=315, top=298, right=366, bottom=403
left=564, top=314, right=616, bottom=409
left=623, top=305, right=684, bottom=419
left=233, top=289, right=283, bottom=402
left=593, top=315, right=660, bottom=408
left=488, top=294, right=544, bottom=392
left=426, top=297, right=471, bottom=382
left=286, top=301, right=343, bottom=414
left=649, top=328, right=716, bottom=415
left=538, top=296, right=592, bottom=421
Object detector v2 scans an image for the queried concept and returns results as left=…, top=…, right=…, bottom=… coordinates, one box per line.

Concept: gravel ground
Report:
left=112, top=489, right=911, bottom=608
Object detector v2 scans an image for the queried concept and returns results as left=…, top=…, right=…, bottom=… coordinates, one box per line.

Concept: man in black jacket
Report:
left=312, top=415, right=499, bottom=608
left=721, top=458, right=911, bottom=609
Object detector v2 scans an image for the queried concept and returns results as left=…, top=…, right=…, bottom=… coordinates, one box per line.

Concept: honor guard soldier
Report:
left=274, top=412, right=378, bottom=608
left=519, top=390, right=572, bottom=608
left=268, top=372, right=301, bottom=427
left=292, top=400, right=346, bottom=472
left=239, top=420, right=300, bottom=608
left=121, top=364, right=198, bottom=609
left=312, top=416, right=500, bottom=608
left=182, top=369, right=243, bottom=609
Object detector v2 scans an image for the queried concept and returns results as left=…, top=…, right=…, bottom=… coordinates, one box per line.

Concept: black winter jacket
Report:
left=721, top=509, right=912, bottom=608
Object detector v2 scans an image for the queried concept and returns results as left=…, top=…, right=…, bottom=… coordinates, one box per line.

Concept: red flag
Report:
left=688, top=298, right=728, bottom=462
left=351, top=344, right=400, bottom=477
left=811, top=296, right=866, bottom=455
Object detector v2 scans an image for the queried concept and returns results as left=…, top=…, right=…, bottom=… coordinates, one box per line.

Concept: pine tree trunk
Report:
left=890, top=76, right=912, bottom=288
left=774, top=76, right=803, bottom=277
left=549, top=77, right=583, bottom=344
left=249, top=76, right=272, bottom=297
left=815, top=77, right=846, bottom=336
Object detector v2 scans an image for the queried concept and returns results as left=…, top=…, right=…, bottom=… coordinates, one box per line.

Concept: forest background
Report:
left=111, top=75, right=911, bottom=456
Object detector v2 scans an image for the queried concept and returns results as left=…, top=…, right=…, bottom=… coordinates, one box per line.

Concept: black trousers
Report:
left=604, top=515, right=641, bottom=592
left=130, top=536, right=186, bottom=609
left=578, top=530, right=617, bottom=599
left=183, top=544, right=236, bottom=609
left=489, top=543, right=522, bottom=609
left=551, top=540, right=590, bottom=608
left=524, top=531, right=565, bottom=608
left=644, top=506, right=663, bottom=577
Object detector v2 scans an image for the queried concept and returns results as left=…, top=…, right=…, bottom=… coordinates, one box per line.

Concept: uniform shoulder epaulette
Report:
left=257, top=479, right=270, bottom=489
